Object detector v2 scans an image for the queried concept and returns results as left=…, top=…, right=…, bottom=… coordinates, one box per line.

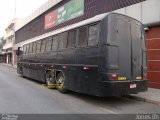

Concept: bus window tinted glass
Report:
left=26, top=44, right=30, bottom=54
left=32, top=42, right=37, bottom=53
left=78, top=26, right=88, bottom=47
left=67, top=30, right=76, bottom=48
left=46, top=37, right=52, bottom=52
left=59, top=32, right=68, bottom=49
left=23, top=45, right=26, bottom=54
left=52, top=35, right=59, bottom=51
left=36, top=40, right=41, bottom=53
left=29, top=43, right=33, bottom=53
left=88, top=24, right=99, bottom=46
left=41, top=39, right=46, bottom=52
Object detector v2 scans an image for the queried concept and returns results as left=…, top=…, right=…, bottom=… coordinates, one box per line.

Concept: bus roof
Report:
left=14, top=12, right=141, bottom=49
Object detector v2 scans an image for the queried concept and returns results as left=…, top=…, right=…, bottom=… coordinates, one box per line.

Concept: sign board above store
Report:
left=45, top=0, right=84, bottom=29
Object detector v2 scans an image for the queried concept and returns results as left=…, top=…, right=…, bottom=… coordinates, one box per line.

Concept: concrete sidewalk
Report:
left=0, top=63, right=17, bottom=69
left=0, top=63, right=160, bottom=105
left=129, top=88, right=160, bottom=106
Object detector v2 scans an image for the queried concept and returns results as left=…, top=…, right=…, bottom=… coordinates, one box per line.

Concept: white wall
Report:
left=114, top=0, right=160, bottom=26
left=15, top=0, right=62, bottom=31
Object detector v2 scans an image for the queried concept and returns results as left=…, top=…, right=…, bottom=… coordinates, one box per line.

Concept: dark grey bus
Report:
left=16, top=13, right=148, bottom=97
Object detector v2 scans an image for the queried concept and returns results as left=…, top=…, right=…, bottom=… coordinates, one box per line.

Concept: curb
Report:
left=127, top=95, right=160, bottom=106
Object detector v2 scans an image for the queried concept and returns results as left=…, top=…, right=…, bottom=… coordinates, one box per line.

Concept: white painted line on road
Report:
left=99, top=107, right=119, bottom=114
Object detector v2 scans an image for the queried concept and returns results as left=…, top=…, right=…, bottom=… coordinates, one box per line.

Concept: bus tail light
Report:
left=110, top=74, right=118, bottom=80
left=143, top=73, right=147, bottom=79
left=83, top=67, right=90, bottom=70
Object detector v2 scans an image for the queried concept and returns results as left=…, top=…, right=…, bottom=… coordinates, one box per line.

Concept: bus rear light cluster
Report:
left=143, top=73, right=147, bottom=79
left=83, top=67, right=90, bottom=70
left=63, top=66, right=67, bottom=69
left=110, top=74, right=118, bottom=80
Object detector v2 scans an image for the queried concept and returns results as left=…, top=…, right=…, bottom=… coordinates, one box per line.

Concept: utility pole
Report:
left=12, top=0, right=17, bottom=66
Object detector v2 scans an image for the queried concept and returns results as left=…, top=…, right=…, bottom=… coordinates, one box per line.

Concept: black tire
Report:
left=19, top=67, right=24, bottom=77
left=45, top=71, right=56, bottom=88
left=56, top=73, right=67, bottom=93
left=0, top=56, right=3, bottom=62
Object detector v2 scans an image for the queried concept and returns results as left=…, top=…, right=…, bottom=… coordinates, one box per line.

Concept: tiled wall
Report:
left=146, top=26, right=160, bottom=88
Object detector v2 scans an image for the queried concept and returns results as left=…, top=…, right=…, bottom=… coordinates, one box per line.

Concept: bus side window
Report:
left=26, top=44, right=30, bottom=54
left=23, top=45, right=26, bottom=54
left=67, top=30, right=76, bottom=48
left=58, top=32, right=68, bottom=49
left=36, top=40, right=41, bottom=53
left=32, top=42, right=37, bottom=53
left=41, top=39, right=46, bottom=52
left=29, top=42, right=33, bottom=54
left=88, top=24, right=99, bottom=46
left=46, top=37, right=52, bottom=52
left=77, top=26, right=88, bottom=47
left=52, top=35, right=59, bottom=51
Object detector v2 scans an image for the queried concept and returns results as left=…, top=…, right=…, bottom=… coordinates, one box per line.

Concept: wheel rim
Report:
left=46, top=72, right=52, bottom=85
left=57, top=76, right=64, bottom=89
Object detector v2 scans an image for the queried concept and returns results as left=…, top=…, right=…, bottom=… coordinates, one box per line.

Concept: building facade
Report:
left=3, top=19, right=23, bottom=65
left=14, top=0, right=160, bottom=89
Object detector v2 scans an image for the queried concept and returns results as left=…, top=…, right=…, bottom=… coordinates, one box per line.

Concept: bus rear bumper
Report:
left=100, top=80, right=148, bottom=97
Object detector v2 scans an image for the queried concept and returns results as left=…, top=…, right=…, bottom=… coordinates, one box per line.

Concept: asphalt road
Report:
left=0, top=65, right=159, bottom=115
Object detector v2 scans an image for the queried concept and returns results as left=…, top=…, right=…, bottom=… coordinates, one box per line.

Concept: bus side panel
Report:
left=66, top=66, right=100, bottom=96
left=64, top=47, right=100, bottom=95
left=98, top=16, right=110, bottom=81
left=56, top=48, right=76, bottom=64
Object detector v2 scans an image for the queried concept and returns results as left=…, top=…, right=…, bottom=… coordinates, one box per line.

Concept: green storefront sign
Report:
left=57, top=0, right=84, bottom=24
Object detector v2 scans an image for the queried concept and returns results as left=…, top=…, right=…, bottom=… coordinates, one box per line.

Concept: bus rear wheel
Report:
left=19, top=67, right=24, bottom=77
left=45, top=71, right=56, bottom=88
left=56, top=73, right=67, bottom=93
